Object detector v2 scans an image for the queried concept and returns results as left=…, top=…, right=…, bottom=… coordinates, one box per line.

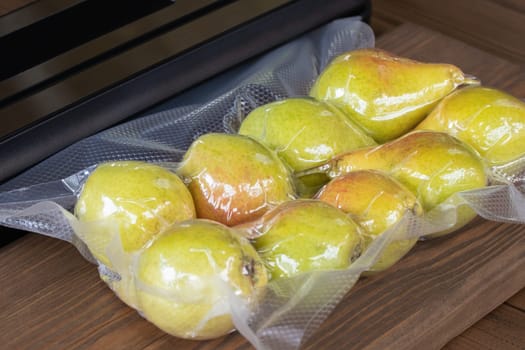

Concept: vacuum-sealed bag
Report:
left=1, top=17, right=525, bottom=350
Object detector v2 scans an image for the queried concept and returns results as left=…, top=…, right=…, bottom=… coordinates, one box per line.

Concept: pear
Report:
left=310, top=131, right=487, bottom=235
left=135, top=219, right=267, bottom=340
left=74, top=161, right=196, bottom=308
left=416, top=86, right=525, bottom=166
left=250, top=200, right=362, bottom=280
left=310, top=48, right=478, bottom=143
left=75, top=161, right=196, bottom=267
left=238, top=98, right=376, bottom=195
left=177, top=133, right=295, bottom=226
left=316, top=170, right=423, bottom=272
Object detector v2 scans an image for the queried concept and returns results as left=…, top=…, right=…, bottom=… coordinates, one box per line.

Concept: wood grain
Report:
left=372, top=0, right=525, bottom=64
left=0, top=0, right=36, bottom=16
left=493, top=0, right=525, bottom=14
left=0, top=23, right=524, bottom=350
left=443, top=304, right=525, bottom=350
left=506, top=288, right=525, bottom=312
left=303, top=218, right=525, bottom=350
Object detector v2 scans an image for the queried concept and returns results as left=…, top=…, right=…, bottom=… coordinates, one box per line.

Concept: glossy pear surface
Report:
left=239, top=98, right=375, bottom=172
left=136, top=220, right=267, bottom=340
left=75, top=161, right=196, bottom=267
left=177, top=133, right=295, bottom=226
left=417, top=86, right=525, bottom=166
left=252, top=200, right=362, bottom=280
left=310, top=48, right=475, bottom=143
left=317, top=170, right=422, bottom=272
left=328, top=131, right=487, bottom=234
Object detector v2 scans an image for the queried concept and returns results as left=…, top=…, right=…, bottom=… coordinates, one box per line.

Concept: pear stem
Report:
left=462, top=74, right=481, bottom=86
left=295, top=162, right=333, bottom=179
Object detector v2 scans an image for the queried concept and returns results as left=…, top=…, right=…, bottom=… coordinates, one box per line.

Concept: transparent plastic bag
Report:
left=1, top=17, right=525, bottom=350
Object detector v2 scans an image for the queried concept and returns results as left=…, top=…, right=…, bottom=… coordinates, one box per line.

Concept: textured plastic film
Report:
left=0, top=17, right=524, bottom=350
left=234, top=170, right=525, bottom=350
left=232, top=209, right=461, bottom=350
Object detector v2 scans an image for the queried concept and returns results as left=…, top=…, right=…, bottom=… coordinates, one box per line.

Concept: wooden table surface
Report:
left=1, top=18, right=525, bottom=349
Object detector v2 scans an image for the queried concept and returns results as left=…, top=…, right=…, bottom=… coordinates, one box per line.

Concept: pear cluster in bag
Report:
left=73, top=48, right=525, bottom=341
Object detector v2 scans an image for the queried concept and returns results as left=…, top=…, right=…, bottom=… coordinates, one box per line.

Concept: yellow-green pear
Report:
left=315, top=131, right=487, bottom=235
left=135, top=219, right=267, bottom=340
left=316, top=170, right=423, bottom=272
left=251, top=200, right=362, bottom=280
left=416, top=86, right=525, bottom=166
left=75, top=161, right=196, bottom=267
left=239, top=98, right=376, bottom=195
left=177, top=133, right=295, bottom=226
left=74, top=161, right=196, bottom=308
left=310, top=48, right=478, bottom=143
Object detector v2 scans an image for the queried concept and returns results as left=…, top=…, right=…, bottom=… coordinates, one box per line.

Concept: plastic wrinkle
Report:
left=240, top=218, right=402, bottom=349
